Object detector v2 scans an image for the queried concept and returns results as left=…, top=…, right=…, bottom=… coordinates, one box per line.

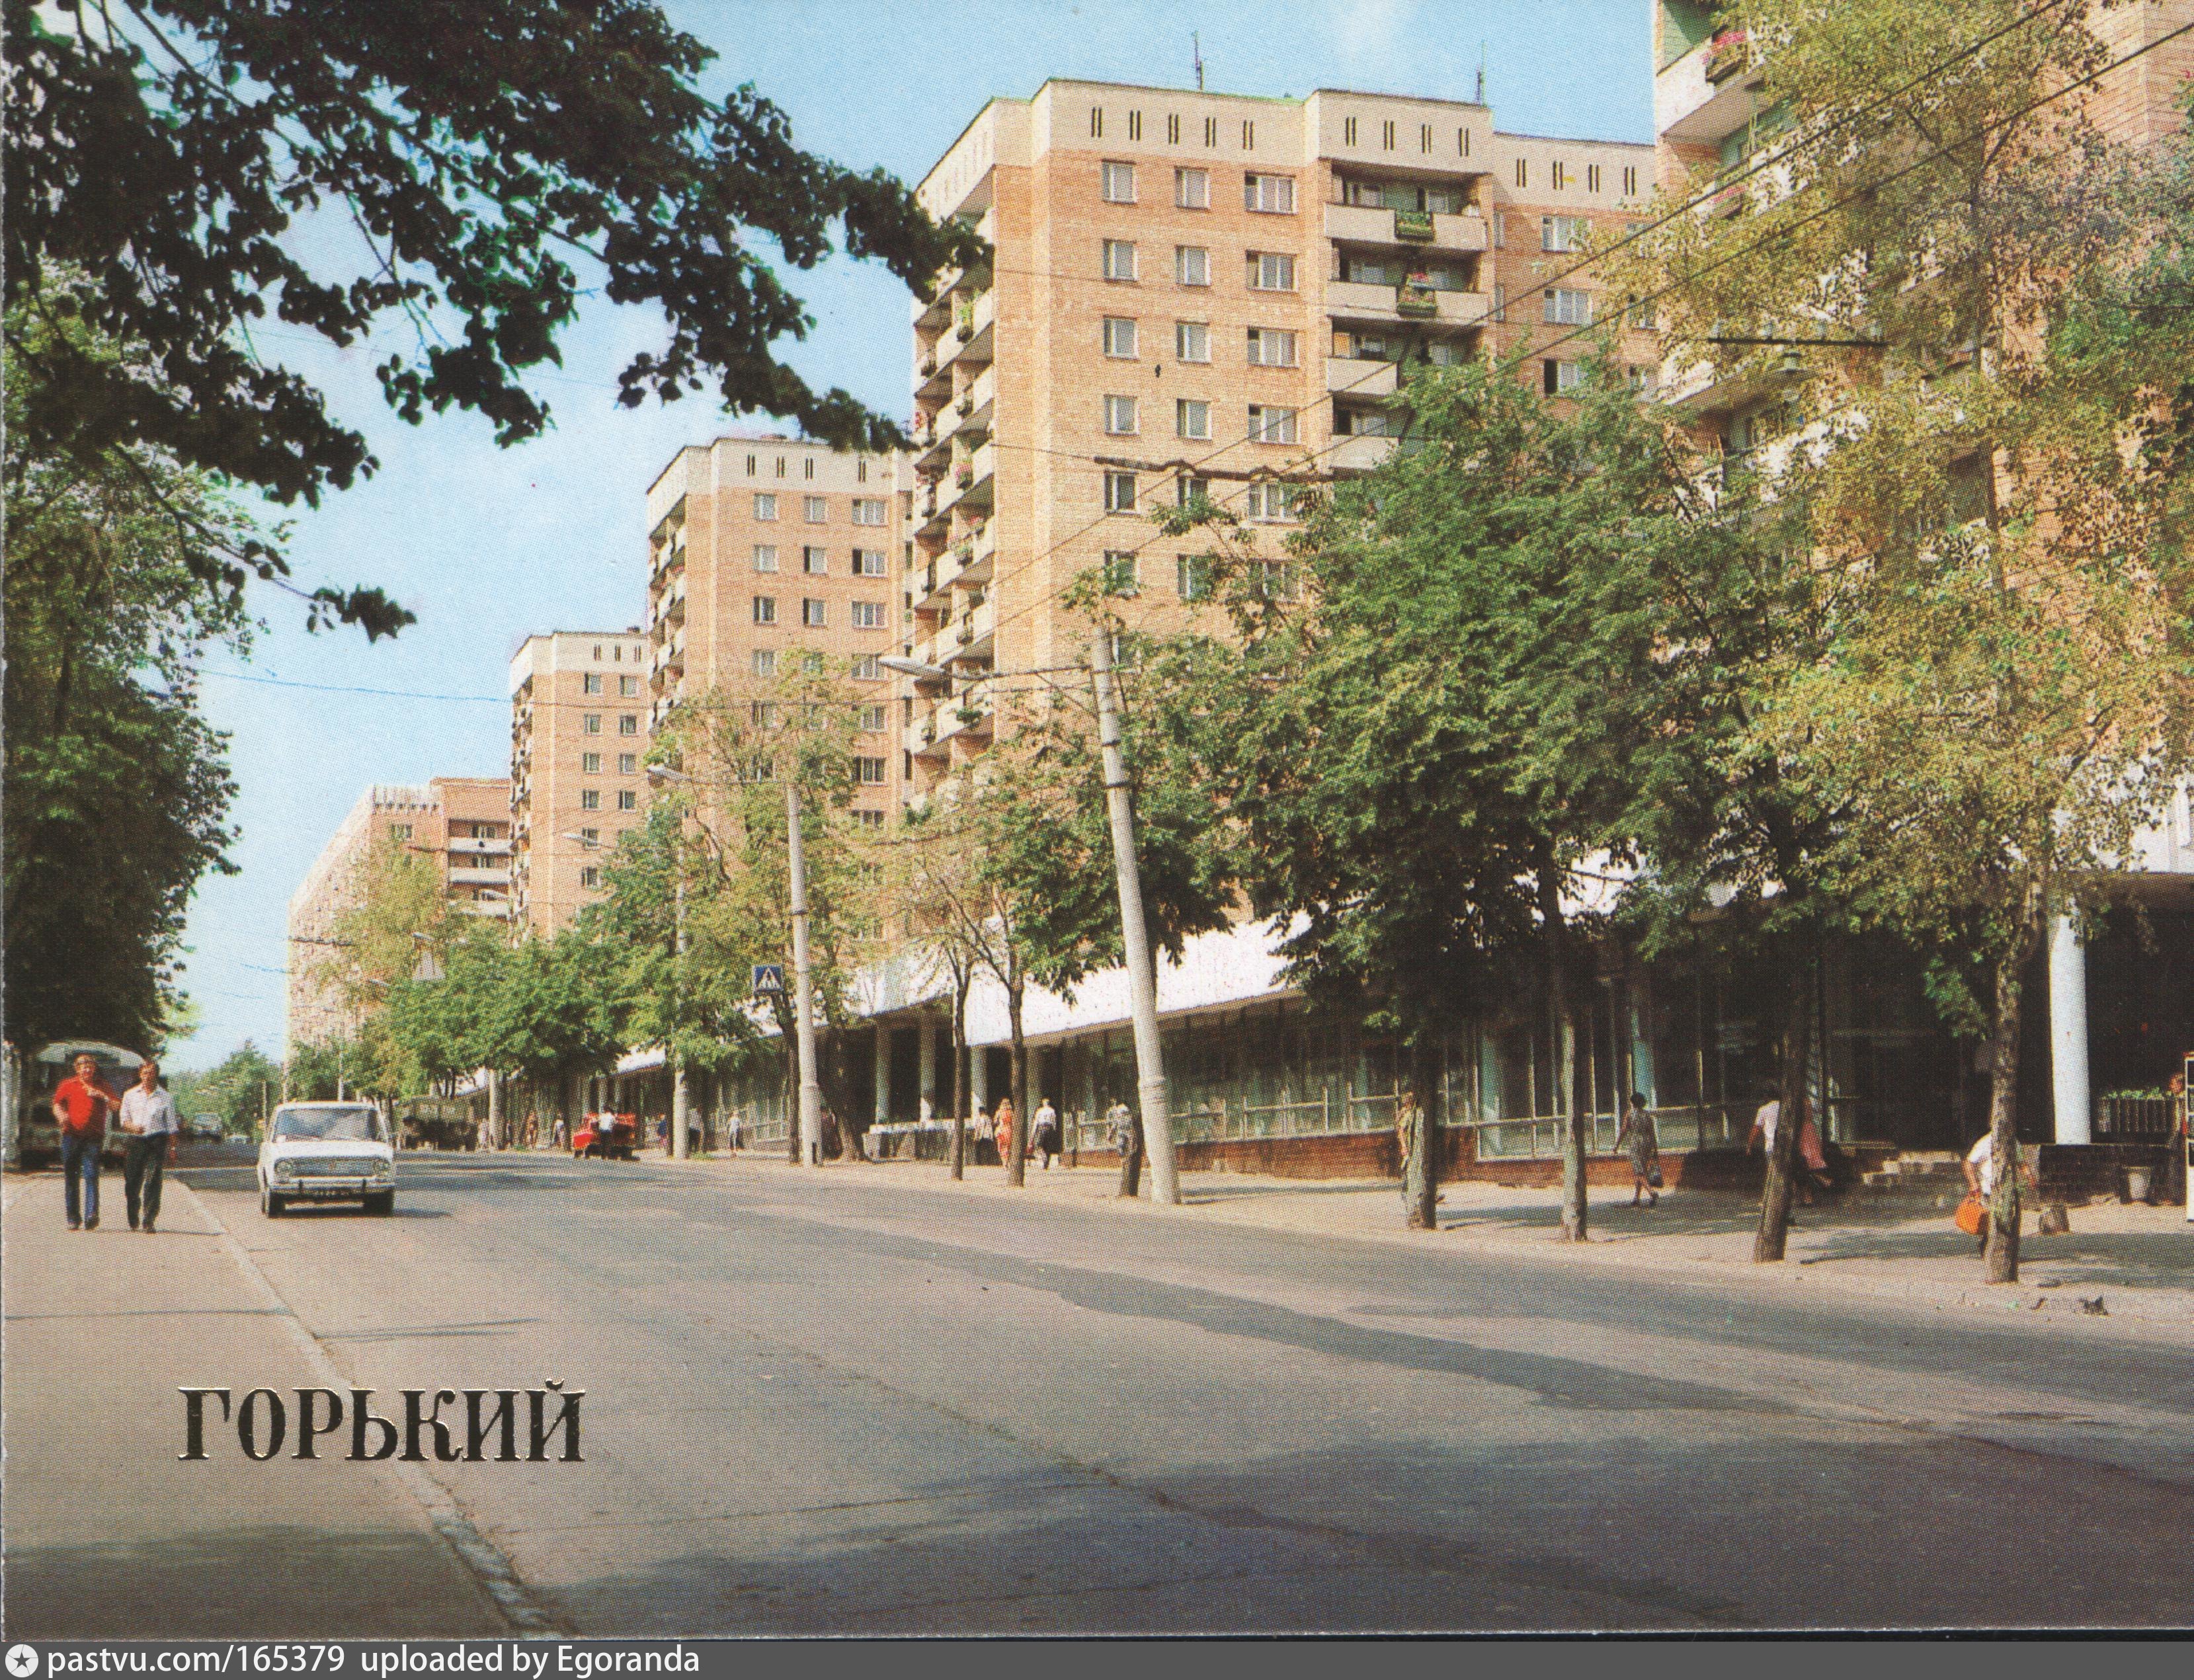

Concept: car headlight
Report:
left=272, top=1160, right=296, bottom=1182
left=371, top=1160, right=392, bottom=1180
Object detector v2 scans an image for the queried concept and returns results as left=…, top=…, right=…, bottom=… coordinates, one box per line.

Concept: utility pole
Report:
left=1088, top=630, right=1179, bottom=1205
left=670, top=870, right=690, bottom=1160
left=785, top=778, right=824, bottom=1165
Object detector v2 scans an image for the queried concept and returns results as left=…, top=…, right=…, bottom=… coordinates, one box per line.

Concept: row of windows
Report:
left=579, top=672, right=643, bottom=696
left=747, top=494, right=889, bottom=524
left=578, top=752, right=641, bottom=775
left=749, top=545, right=889, bottom=576
left=1101, top=317, right=1299, bottom=366
left=1098, top=551, right=1299, bottom=600
left=1100, top=161, right=1297, bottom=214
left=747, top=651, right=887, bottom=680
left=732, top=454, right=876, bottom=483
left=585, top=642, right=643, bottom=662
left=577, top=787, right=640, bottom=812
left=1092, top=108, right=1258, bottom=149
left=1102, top=395, right=1298, bottom=443
left=1102, top=241, right=1297, bottom=292
left=1105, top=472, right=1301, bottom=520
left=580, top=714, right=641, bottom=736
left=751, top=597, right=889, bottom=629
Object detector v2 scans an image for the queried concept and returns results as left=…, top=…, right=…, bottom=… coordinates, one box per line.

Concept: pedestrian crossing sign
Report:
left=752, top=964, right=786, bottom=995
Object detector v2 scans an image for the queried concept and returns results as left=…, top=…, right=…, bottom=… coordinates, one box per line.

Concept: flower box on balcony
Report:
left=1703, top=30, right=1750, bottom=84
left=954, top=306, right=975, bottom=341
left=1396, top=284, right=1439, bottom=318
left=1394, top=208, right=1436, bottom=241
left=952, top=543, right=972, bottom=567
left=955, top=393, right=973, bottom=417
left=955, top=464, right=974, bottom=489
left=918, top=353, right=937, bottom=377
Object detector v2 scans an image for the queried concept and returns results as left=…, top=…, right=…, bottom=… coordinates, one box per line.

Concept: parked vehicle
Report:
left=396, top=1095, right=477, bottom=1150
left=258, top=1100, right=395, bottom=1217
left=12, top=1041, right=147, bottom=1170
left=573, top=1111, right=637, bottom=1160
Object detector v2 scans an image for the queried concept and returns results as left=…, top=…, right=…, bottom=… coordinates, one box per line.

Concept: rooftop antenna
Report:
left=1193, top=32, right=1204, bottom=91
left=1475, top=42, right=1486, bottom=105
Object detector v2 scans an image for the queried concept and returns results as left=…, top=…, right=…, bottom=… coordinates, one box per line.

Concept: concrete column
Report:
left=874, top=1022, right=891, bottom=1126
left=2049, top=912, right=2092, bottom=1144
left=918, top=1018, right=937, bottom=1108
left=970, top=1043, right=989, bottom=1118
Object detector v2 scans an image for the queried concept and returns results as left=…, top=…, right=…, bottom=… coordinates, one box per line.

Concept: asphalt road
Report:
left=177, top=1147, right=2194, bottom=1634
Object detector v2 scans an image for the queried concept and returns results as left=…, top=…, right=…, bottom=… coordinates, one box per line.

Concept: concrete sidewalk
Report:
left=1, top=1169, right=512, bottom=1639
left=694, top=1148, right=2194, bottom=1335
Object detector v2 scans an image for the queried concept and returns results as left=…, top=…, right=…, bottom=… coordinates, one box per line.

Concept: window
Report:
left=852, top=600, right=886, bottom=629
left=1104, top=471, right=1138, bottom=512
left=1492, top=211, right=1506, bottom=249
left=1344, top=115, right=1358, bottom=146
left=579, top=826, right=600, bottom=847
left=1623, top=165, right=1639, bottom=196
left=582, top=672, right=602, bottom=694
left=1543, top=359, right=1584, bottom=395
left=1382, top=119, right=1397, bottom=151
left=618, top=715, right=637, bottom=736
left=851, top=497, right=886, bottom=526
left=1176, top=473, right=1210, bottom=506
left=1176, top=554, right=1211, bottom=600
left=752, top=596, right=777, bottom=625
left=1104, top=394, right=1139, bottom=434
left=1252, top=560, right=1299, bottom=600
left=1102, top=550, right=1140, bottom=594
left=1102, top=239, right=1137, bottom=281
left=1175, top=246, right=1209, bottom=286
left=1492, top=283, right=1508, bottom=323
left=1541, top=215, right=1588, bottom=253
left=852, top=549, right=887, bottom=577
left=857, top=458, right=869, bottom=482
left=1167, top=112, right=1181, bottom=144
left=580, top=866, right=600, bottom=890
left=1516, top=158, right=1528, bottom=188
left=856, top=757, right=887, bottom=785
left=802, top=598, right=828, bottom=627
left=753, top=493, right=778, bottom=520
left=618, top=753, right=637, bottom=774
left=803, top=458, right=815, bottom=480
left=852, top=655, right=881, bottom=680
left=1551, top=160, right=1567, bottom=191
left=1175, top=167, right=1208, bottom=208
left=745, top=454, right=756, bottom=475
left=1102, top=316, right=1138, bottom=358
left=1245, top=481, right=1300, bottom=521
left=775, top=457, right=786, bottom=477
left=619, top=675, right=639, bottom=697
left=1128, top=110, right=1142, bottom=141
left=1176, top=398, right=1210, bottom=440
left=581, top=752, right=601, bottom=774
left=1203, top=115, right=1217, bottom=146
left=1626, top=364, right=1660, bottom=397
left=1242, top=119, right=1256, bottom=150
left=752, top=649, right=777, bottom=678
left=1244, top=173, right=1295, bottom=214
left=803, top=495, right=828, bottom=523
left=752, top=543, right=778, bottom=573
left=1543, top=288, right=1594, bottom=325
left=1175, top=320, right=1209, bottom=363
left=1627, top=297, right=1658, bottom=331
left=1102, top=160, right=1137, bottom=202
left=581, top=788, right=601, bottom=811
left=803, top=546, right=828, bottom=575
left=858, top=809, right=885, bottom=830
left=1247, top=404, right=1298, bottom=444
left=1247, top=252, right=1295, bottom=291
left=1090, top=104, right=1102, bottom=138
left=1246, top=326, right=1298, bottom=366
left=1587, top=163, right=1602, bottom=192
left=617, top=789, right=637, bottom=811
left=1421, top=122, right=1434, bottom=154
left=582, top=713, right=602, bottom=735
left=861, top=705, right=887, bottom=733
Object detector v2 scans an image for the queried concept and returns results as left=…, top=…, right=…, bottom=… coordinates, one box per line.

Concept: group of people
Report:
left=988, top=1096, right=1063, bottom=1168
left=50, top=1053, right=180, bottom=1232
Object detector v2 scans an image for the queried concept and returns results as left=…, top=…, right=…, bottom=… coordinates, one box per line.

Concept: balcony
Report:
left=932, top=365, right=996, bottom=456
left=1326, top=434, right=1397, bottom=473
left=1326, top=279, right=1490, bottom=329
left=937, top=440, right=995, bottom=520
left=1658, top=31, right=1769, bottom=146
left=1324, top=202, right=1488, bottom=255
left=1328, top=357, right=1401, bottom=398
left=450, top=864, right=510, bottom=887
left=655, top=571, right=687, bottom=626
left=932, top=288, right=995, bottom=378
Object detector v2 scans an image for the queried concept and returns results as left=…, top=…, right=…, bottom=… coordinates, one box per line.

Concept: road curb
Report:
left=171, top=1176, right=567, bottom=1637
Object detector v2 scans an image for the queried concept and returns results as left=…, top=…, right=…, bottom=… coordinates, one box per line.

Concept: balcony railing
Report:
left=1394, top=208, right=1436, bottom=241
left=1396, top=283, right=1439, bottom=318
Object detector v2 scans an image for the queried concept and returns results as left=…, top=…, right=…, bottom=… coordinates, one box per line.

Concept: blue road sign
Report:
left=752, top=963, right=786, bottom=995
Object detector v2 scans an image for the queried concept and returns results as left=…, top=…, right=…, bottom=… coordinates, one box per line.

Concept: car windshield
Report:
left=272, top=1105, right=386, bottom=1142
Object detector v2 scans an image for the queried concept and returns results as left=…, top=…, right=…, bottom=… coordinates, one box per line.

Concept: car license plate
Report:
left=300, top=1185, right=355, bottom=1199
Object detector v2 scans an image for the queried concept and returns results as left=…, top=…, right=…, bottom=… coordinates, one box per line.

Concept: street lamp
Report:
left=880, top=644, right=1182, bottom=1205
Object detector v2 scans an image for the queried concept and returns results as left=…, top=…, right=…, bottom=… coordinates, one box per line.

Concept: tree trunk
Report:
left=1402, top=1038, right=1442, bottom=1230
left=1753, top=949, right=1814, bottom=1262
left=1539, top=860, right=1586, bottom=1243
left=1117, top=1111, right=1143, bottom=1197
left=949, top=973, right=969, bottom=1181
left=1984, top=889, right=2047, bottom=1284
left=1006, top=978, right=1029, bottom=1187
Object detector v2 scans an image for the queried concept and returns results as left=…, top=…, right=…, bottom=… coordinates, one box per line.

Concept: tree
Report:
left=174, top=1040, right=280, bottom=1135
left=3, top=294, right=245, bottom=1055
left=5, top=0, right=983, bottom=635
left=1634, top=0, right=2194, bottom=1279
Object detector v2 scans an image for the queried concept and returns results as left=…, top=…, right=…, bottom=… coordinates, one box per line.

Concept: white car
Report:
left=258, top=1101, right=395, bottom=1217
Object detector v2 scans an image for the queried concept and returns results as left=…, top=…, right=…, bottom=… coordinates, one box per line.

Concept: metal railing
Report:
left=2097, top=1096, right=2179, bottom=1138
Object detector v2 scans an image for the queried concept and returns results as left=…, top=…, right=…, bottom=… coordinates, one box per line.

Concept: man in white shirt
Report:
left=1963, top=1128, right=2037, bottom=1252
left=118, top=1059, right=180, bottom=1233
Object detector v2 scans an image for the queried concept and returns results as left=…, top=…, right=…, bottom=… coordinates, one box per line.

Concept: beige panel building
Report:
left=509, top=631, right=652, bottom=936
left=644, top=436, right=909, bottom=828
left=901, top=79, right=1656, bottom=790
left=287, top=776, right=513, bottom=1046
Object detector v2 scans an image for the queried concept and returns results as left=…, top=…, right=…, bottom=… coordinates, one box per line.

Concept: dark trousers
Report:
left=61, top=1128, right=101, bottom=1226
left=124, top=1135, right=171, bottom=1228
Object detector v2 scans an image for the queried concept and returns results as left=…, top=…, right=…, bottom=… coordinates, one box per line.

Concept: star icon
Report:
left=7, top=1645, right=40, bottom=1678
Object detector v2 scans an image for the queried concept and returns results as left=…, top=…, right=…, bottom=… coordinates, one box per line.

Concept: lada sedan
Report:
left=259, top=1101, right=395, bottom=1217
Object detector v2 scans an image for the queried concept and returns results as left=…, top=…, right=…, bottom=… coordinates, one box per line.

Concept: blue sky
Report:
left=171, top=0, right=1654, bottom=1070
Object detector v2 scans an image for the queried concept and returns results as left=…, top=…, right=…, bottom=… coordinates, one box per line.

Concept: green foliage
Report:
left=173, top=1040, right=280, bottom=1134
left=5, top=0, right=982, bottom=633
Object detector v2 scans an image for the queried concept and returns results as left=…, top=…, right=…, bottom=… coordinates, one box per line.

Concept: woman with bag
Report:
left=1617, top=1092, right=1661, bottom=1209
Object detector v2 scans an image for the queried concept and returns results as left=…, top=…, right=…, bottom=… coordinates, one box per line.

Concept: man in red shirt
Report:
left=52, top=1052, right=120, bottom=1230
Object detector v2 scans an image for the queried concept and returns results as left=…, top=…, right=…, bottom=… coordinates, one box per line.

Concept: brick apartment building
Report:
left=643, top=435, right=910, bottom=828
left=899, top=79, right=1656, bottom=792
left=287, top=777, right=512, bottom=1046
left=509, top=631, right=653, bottom=937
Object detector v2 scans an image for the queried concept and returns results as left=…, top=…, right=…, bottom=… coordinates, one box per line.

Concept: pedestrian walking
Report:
left=118, top=1059, right=181, bottom=1232
left=992, top=1096, right=1015, bottom=1168
left=52, top=1053, right=120, bottom=1230
left=1032, top=1098, right=1059, bottom=1170
left=1617, top=1091, right=1660, bottom=1208
left=1962, top=1128, right=2039, bottom=1255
